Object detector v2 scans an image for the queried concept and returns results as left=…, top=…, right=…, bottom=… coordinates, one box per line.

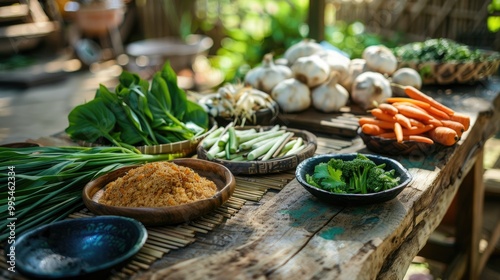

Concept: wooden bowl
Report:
left=82, top=158, right=236, bottom=226
left=197, top=126, right=317, bottom=175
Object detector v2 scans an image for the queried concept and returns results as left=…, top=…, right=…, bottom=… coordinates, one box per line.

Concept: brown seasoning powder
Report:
left=99, top=162, right=217, bottom=207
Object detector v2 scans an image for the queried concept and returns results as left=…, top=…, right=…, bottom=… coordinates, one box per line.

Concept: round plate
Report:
left=295, top=153, right=412, bottom=206
left=82, top=158, right=236, bottom=226
left=197, top=126, right=318, bottom=175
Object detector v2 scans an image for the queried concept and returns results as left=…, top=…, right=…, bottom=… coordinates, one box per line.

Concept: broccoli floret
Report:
left=340, top=154, right=377, bottom=194
left=367, top=163, right=401, bottom=192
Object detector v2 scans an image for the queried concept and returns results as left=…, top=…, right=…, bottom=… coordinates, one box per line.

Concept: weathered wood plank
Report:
left=131, top=79, right=500, bottom=280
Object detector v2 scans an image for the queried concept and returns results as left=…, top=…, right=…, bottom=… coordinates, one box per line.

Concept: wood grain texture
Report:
left=133, top=79, right=500, bottom=280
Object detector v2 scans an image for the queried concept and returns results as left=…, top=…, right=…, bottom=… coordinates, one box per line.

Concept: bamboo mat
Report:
left=0, top=136, right=355, bottom=280
left=85, top=172, right=295, bottom=280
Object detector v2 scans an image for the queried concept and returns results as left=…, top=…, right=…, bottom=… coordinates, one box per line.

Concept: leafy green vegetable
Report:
left=96, top=85, right=151, bottom=146
left=65, top=98, right=138, bottom=152
left=307, top=154, right=401, bottom=194
left=307, top=163, right=346, bottom=193
left=0, top=146, right=175, bottom=243
left=66, top=61, right=209, bottom=148
left=392, top=38, right=500, bottom=62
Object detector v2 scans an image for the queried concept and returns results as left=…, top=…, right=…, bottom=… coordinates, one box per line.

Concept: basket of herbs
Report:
left=392, top=38, right=500, bottom=85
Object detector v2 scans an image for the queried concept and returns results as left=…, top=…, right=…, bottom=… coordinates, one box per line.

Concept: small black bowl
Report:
left=295, top=153, right=412, bottom=206
left=12, top=216, right=147, bottom=280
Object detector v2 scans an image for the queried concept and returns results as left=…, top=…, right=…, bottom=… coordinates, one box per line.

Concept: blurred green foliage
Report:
left=488, top=0, right=500, bottom=32
left=191, top=0, right=398, bottom=83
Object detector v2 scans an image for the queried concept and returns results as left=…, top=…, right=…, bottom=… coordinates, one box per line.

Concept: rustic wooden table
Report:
left=125, top=78, right=500, bottom=280
left=2, top=77, right=499, bottom=280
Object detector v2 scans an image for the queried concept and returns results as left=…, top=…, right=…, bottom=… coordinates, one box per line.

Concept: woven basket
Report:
left=197, top=126, right=317, bottom=175
left=358, top=130, right=447, bottom=156
left=398, top=59, right=500, bottom=85
left=79, top=122, right=218, bottom=156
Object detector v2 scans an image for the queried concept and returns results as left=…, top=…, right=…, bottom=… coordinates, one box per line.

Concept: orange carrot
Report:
left=378, top=132, right=397, bottom=139
left=428, top=126, right=459, bottom=146
left=370, top=108, right=396, bottom=122
left=424, top=106, right=451, bottom=120
left=402, top=124, right=435, bottom=135
left=408, top=118, right=425, bottom=128
left=386, top=97, right=431, bottom=109
left=392, top=102, right=429, bottom=114
left=358, top=117, right=396, bottom=130
left=450, top=112, right=470, bottom=131
left=403, top=86, right=455, bottom=116
left=394, top=113, right=412, bottom=129
left=424, top=118, right=443, bottom=127
left=378, top=103, right=398, bottom=116
left=361, top=124, right=387, bottom=135
left=393, top=104, right=435, bottom=123
left=377, top=133, right=434, bottom=144
left=440, top=120, right=465, bottom=137
left=406, top=135, right=435, bottom=144
left=394, top=122, right=403, bottom=143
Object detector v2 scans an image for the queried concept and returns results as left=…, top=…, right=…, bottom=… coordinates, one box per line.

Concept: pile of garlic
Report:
left=244, top=39, right=422, bottom=112
left=245, top=39, right=349, bottom=113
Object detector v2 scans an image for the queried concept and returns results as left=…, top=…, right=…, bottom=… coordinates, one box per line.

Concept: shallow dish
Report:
left=12, top=216, right=147, bottom=280
left=295, top=153, right=412, bottom=206
left=197, top=126, right=317, bottom=175
left=82, top=158, right=236, bottom=226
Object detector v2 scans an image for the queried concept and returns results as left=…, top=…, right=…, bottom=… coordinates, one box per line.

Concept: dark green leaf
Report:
left=96, top=85, right=147, bottom=145
left=184, top=100, right=209, bottom=130
left=160, top=61, right=187, bottom=119
left=65, top=98, right=117, bottom=144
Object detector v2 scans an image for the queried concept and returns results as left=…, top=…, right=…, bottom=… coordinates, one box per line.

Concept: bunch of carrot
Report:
left=359, top=85, right=470, bottom=146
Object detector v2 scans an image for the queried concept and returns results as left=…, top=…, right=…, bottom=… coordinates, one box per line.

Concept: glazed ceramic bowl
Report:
left=13, top=216, right=147, bottom=279
left=295, top=153, right=412, bottom=206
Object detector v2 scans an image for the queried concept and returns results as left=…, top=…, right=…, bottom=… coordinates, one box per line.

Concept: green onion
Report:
left=0, top=146, right=174, bottom=242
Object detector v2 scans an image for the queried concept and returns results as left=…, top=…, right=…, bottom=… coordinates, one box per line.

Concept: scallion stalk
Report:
left=0, top=146, right=174, bottom=243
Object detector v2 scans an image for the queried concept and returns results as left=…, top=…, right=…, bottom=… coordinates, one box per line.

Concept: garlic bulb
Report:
left=291, top=55, right=330, bottom=88
left=283, top=39, right=324, bottom=65
left=391, top=67, right=422, bottom=89
left=319, top=50, right=351, bottom=82
left=244, top=53, right=292, bottom=94
left=362, top=45, right=398, bottom=75
left=391, top=67, right=423, bottom=97
left=339, top=58, right=368, bottom=93
left=271, top=78, right=311, bottom=113
left=311, top=77, right=349, bottom=113
left=351, top=71, right=392, bottom=110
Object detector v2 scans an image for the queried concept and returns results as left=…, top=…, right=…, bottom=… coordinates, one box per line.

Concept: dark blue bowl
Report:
left=12, top=216, right=147, bottom=279
left=295, top=153, right=412, bottom=206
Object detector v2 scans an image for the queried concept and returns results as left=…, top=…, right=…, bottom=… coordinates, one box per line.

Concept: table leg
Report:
left=454, top=149, right=485, bottom=279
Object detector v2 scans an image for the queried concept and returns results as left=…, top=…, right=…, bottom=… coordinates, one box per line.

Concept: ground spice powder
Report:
left=99, top=161, right=217, bottom=207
